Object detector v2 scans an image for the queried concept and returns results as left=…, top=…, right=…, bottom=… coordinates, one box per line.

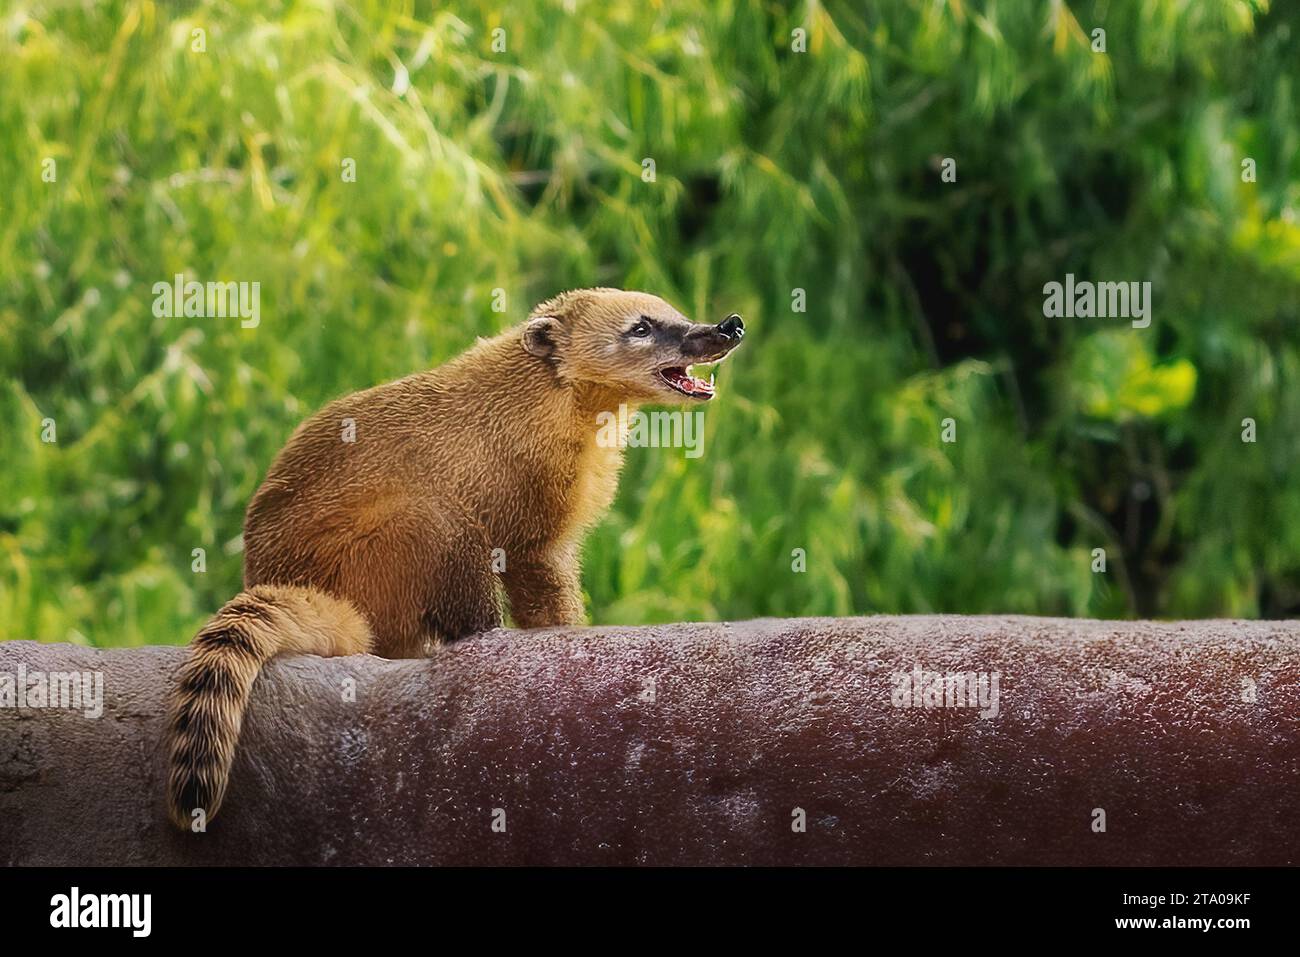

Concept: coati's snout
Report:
left=521, top=288, right=746, bottom=403
left=654, top=312, right=745, bottom=400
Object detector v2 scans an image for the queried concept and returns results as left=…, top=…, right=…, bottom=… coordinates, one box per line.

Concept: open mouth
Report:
left=657, top=359, right=726, bottom=399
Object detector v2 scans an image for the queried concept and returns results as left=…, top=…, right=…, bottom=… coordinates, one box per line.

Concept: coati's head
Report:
left=521, top=288, right=744, bottom=402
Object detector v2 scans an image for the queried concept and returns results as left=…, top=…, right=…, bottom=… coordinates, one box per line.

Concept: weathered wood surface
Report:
left=2, top=616, right=1296, bottom=865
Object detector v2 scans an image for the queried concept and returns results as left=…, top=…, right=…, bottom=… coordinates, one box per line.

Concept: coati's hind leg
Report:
left=419, top=505, right=502, bottom=644
left=502, top=543, right=585, bottom=628
left=335, top=504, right=501, bottom=655
left=321, top=501, right=499, bottom=658
left=421, top=545, right=502, bottom=645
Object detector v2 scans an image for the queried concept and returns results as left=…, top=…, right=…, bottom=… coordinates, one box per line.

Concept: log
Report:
left=1, top=616, right=1297, bottom=866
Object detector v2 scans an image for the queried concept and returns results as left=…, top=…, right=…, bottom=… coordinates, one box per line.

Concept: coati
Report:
left=164, top=288, right=745, bottom=829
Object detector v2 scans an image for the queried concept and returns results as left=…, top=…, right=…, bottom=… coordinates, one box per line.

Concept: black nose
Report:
left=717, top=313, right=744, bottom=339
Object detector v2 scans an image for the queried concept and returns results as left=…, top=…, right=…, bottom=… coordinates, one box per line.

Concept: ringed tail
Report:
left=164, top=584, right=372, bottom=830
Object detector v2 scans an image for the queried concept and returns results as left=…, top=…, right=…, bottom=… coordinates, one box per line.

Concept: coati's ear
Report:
left=522, top=316, right=561, bottom=359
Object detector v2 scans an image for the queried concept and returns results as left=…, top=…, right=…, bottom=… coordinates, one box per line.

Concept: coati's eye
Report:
left=628, top=317, right=653, bottom=338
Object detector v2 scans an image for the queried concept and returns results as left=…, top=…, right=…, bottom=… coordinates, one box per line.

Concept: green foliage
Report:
left=2, top=0, right=1298, bottom=644
left=1069, top=331, right=1197, bottom=422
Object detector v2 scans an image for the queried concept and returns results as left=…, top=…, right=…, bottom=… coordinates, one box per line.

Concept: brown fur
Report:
left=164, top=288, right=743, bottom=829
